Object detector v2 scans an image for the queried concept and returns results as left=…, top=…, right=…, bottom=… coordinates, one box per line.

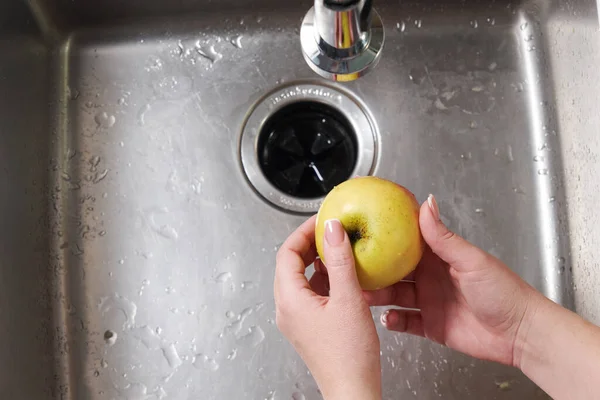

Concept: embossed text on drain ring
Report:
left=240, top=83, right=378, bottom=214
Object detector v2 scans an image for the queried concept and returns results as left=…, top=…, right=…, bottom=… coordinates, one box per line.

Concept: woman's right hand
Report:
left=364, top=194, right=544, bottom=367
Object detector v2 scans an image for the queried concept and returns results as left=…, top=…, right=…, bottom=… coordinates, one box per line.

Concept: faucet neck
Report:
left=314, top=0, right=372, bottom=55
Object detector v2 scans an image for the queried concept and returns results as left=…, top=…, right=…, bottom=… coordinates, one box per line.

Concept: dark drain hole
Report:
left=257, top=101, right=358, bottom=199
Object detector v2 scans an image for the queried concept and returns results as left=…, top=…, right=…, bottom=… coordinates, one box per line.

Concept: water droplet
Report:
left=145, top=56, right=164, bottom=72
left=460, top=152, right=472, bottom=160
left=488, top=62, right=497, bottom=71
left=525, top=34, right=534, bottom=42
left=230, top=35, right=243, bottom=48
left=162, top=343, right=183, bottom=368
left=533, top=155, right=544, bottom=162
left=196, top=44, right=223, bottom=64
left=486, top=17, right=496, bottom=25
left=520, top=22, right=528, bottom=30
left=137, top=104, right=151, bottom=126
left=193, top=354, right=219, bottom=371
left=414, top=19, right=422, bottom=28
left=67, top=86, right=80, bottom=100
left=227, top=348, right=238, bottom=360
left=240, top=325, right=265, bottom=347
left=98, top=294, right=137, bottom=329
left=475, top=208, right=485, bottom=214
left=104, top=330, right=117, bottom=346
left=408, top=66, right=426, bottom=85
left=292, top=392, right=306, bottom=400
left=94, top=112, right=116, bottom=128
left=156, top=225, right=179, bottom=240
left=549, top=196, right=556, bottom=203
left=67, top=303, right=77, bottom=315
left=216, top=271, right=232, bottom=283
left=223, top=307, right=253, bottom=336
left=537, top=168, right=549, bottom=175
left=93, top=370, right=100, bottom=377
left=101, top=359, right=108, bottom=368
left=92, top=169, right=109, bottom=184
left=165, top=286, right=175, bottom=294
left=470, top=20, right=478, bottom=28
left=240, top=281, right=256, bottom=290
left=513, top=82, right=524, bottom=92
left=538, top=142, right=550, bottom=151
left=507, top=145, right=514, bottom=162
left=528, top=45, right=536, bottom=51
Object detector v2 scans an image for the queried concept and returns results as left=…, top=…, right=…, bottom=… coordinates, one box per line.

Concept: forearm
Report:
left=515, top=294, right=600, bottom=399
left=327, top=385, right=381, bottom=400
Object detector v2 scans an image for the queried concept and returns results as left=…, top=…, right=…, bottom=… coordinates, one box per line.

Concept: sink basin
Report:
left=2, top=0, right=599, bottom=398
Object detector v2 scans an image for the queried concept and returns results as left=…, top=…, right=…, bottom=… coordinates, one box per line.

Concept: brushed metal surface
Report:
left=1, top=0, right=598, bottom=398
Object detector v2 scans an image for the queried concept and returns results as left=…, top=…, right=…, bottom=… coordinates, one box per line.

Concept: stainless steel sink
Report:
left=2, top=0, right=599, bottom=398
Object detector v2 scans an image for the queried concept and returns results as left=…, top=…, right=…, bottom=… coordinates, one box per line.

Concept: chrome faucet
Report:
left=300, top=0, right=384, bottom=82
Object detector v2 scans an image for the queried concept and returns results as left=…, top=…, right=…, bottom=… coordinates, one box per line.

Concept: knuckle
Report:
left=326, top=250, right=354, bottom=268
left=440, top=229, right=456, bottom=243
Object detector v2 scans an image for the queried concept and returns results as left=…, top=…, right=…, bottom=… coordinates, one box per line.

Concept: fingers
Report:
left=308, top=270, right=330, bottom=297
left=314, top=258, right=327, bottom=275
left=381, top=309, right=424, bottom=337
left=363, top=281, right=417, bottom=309
left=321, top=219, right=362, bottom=301
left=419, top=195, right=489, bottom=271
left=274, top=215, right=318, bottom=300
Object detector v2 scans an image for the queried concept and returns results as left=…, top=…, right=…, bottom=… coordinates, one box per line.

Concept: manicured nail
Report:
left=325, top=219, right=345, bottom=246
left=381, top=310, right=390, bottom=325
left=427, top=194, right=440, bottom=221
left=381, top=310, right=398, bottom=327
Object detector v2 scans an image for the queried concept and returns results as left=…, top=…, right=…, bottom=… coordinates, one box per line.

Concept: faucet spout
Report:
left=300, top=0, right=384, bottom=82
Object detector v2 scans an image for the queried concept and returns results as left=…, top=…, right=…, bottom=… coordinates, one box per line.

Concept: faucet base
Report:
left=300, top=6, right=384, bottom=82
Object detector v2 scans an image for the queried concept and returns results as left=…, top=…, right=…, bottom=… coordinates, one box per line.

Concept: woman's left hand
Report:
left=274, top=216, right=382, bottom=400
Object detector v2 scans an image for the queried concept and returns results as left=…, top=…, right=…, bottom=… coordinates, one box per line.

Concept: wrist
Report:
left=511, top=288, right=546, bottom=370
left=327, top=386, right=381, bottom=400
left=323, top=378, right=381, bottom=400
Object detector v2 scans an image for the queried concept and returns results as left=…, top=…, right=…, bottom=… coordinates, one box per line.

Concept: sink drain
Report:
left=240, top=83, right=377, bottom=213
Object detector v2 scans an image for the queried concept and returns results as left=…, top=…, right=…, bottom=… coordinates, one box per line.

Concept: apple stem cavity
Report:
left=348, top=229, right=363, bottom=244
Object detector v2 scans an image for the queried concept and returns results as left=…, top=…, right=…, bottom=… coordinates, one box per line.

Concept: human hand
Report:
left=364, top=194, right=543, bottom=367
left=274, top=216, right=381, bottom=400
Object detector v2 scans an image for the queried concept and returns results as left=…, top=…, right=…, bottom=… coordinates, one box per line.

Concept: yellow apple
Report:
left=315, top=176, right=425, bottom=291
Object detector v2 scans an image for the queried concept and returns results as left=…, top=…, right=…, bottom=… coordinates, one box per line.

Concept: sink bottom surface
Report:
left=32, top=3, right=573, bottom=399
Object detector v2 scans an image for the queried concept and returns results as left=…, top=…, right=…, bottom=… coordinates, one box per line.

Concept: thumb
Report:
left=322, top=219, right=362, bottom=300
left=420, top=194, right=489, bottom=269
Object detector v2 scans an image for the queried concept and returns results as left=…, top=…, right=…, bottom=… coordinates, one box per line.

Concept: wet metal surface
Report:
left=1, top=0, right=599, bottom=398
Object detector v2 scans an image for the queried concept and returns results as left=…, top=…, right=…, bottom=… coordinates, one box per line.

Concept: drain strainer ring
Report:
left=240, top=83, right=377, bottom=213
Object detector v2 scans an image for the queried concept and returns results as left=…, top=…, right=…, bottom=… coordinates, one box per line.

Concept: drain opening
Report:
left=257, top=101, right=357, bottom=199
left=240, top=82, right=377, bottom=213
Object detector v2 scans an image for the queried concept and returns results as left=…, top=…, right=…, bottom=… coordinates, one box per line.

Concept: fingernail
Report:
left=427, top=194, right=440, bottom=221
left=381, top=310, right=389, bottom=325
left=325, top=219, right=345, bottom=246
left=381, top=310, right=398, bottom=326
